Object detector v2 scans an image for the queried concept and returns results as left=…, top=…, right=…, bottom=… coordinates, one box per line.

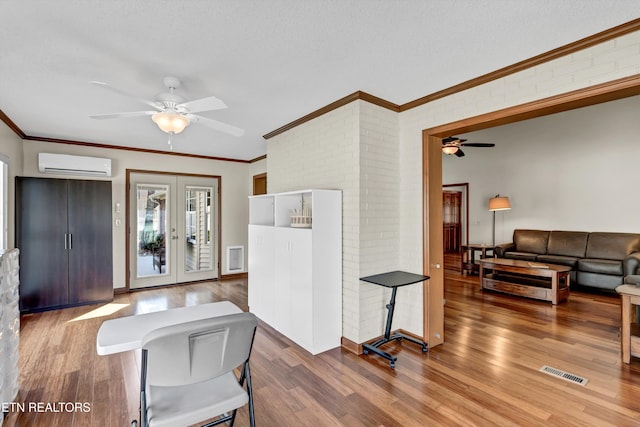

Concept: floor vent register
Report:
left=539, top=365, right=589, bottom=386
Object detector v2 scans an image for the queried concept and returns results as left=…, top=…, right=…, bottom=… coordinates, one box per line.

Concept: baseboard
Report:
left=340, top=336, right=362, bottom=355
left=221, top=272, right=248, bottom=280
left=114, top=287, right=128, bottom=295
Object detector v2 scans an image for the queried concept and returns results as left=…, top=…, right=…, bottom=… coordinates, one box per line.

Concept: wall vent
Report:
left=539, top=365, right=588, bottom=386
left=226, top=246, right=244, bottom=272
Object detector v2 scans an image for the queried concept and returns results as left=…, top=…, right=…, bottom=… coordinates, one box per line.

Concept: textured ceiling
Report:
left=1, top=1, right=639, bottom=160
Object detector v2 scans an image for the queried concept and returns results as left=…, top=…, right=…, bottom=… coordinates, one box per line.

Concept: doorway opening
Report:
left=442, top=183, right=469, bottom=272
left=253, top=173, right=267, bottom=195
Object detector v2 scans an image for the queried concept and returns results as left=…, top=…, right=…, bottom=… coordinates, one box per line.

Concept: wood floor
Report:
left=4, top=273, right=640, bottom=426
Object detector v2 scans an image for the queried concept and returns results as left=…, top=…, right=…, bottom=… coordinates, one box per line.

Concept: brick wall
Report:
left=268, top=102, right=363, bottom=340
left=358, top=102, right=399, bottom=340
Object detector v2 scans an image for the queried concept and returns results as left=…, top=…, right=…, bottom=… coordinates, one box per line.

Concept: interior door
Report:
left=442, top=191, right=461, bottom=253
left=129, top=173, right=219, bottom=289
left=67, top=179, right=113, bottom=303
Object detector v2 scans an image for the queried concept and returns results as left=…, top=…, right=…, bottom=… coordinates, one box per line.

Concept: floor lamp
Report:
left=488, top=195, right=511, bottom=247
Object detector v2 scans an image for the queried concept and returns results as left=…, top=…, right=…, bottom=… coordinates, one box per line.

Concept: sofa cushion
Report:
left=585, top=232, right=640, bottom=261
left=547, top=231, right=588, bottom=258
left=503, top=252, right=538, bottom=261
left=536, top=254, right=580, bottom=268
left=578, top=258, right=623, bottom=276
left=577, top=271, right=622, bottom=290
left=513, top=229, right=550, bottom=255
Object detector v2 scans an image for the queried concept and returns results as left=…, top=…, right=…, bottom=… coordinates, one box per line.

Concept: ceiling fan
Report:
left=89, top=76, right=244, bottom=148
left=441, top=136, right=495, bottom=157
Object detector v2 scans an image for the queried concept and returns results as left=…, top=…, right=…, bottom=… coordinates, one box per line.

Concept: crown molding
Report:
left=23, top=135, right=252, bottom=164
left=0, top=110, right=26, bottom=138
left=262, top=91, right=399, bottom=140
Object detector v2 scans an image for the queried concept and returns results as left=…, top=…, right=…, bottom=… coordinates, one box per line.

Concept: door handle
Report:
left=68, top=233, right=72, bottom=249
left=64, top=233, right=72, bottom=249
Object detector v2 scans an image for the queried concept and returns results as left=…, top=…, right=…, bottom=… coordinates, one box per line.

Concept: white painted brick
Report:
left=572, top=39, right=616, bottom=59
left=592, top=44, right=640, bottom=67
left=552, top=56, right=593, bottom=77
left=615, top=30, right=640, bottom=48
left=572, top=62, right=617, bottom=81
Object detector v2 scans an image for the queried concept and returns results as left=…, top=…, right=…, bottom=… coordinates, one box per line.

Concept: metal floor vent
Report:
left=539, top=365, right=588, bottom=386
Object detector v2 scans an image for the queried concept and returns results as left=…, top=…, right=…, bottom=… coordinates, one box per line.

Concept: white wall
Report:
left=444, top=95, right=640, bottom=244
left=0, top=122, right=24, bottom=249
left=21, top=140, right=256, bottom=289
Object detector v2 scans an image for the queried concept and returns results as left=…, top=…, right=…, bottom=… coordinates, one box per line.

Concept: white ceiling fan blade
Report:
left=89, top=81, right=162, bottom=110
left=179, top=96, right=227, bottom=113
left=187, top=114, right=245, bottom=137
left=89, top=111, right=156, bottom=119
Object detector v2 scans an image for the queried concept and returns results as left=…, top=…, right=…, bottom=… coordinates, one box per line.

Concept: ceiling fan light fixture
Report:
left=442, top=146, right=459, bottom=155
left=152, top=110, right=190, bottom=134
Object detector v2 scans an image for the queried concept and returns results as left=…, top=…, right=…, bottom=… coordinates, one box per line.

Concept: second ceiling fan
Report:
left=442, top=136, right=494, bottom=157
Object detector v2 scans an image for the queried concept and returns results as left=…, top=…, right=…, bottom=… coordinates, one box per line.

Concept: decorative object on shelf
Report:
left=488, top=194, right=511, bottom=247
left=290, top=206, right=312, bottom=228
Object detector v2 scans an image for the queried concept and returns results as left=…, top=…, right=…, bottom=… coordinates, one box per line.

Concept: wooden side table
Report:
left=615, top=284, right=640, bottom=364
left=461, top=244, right=494, bottom=275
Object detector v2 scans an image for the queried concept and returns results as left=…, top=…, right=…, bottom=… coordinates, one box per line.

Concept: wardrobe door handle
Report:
left=68, top=233, right=72, bottom=249
left=64, top=233, right=67, bottom=249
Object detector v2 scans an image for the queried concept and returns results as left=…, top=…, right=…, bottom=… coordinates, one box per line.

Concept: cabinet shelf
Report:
left=249, top=189, right=314, bottom=228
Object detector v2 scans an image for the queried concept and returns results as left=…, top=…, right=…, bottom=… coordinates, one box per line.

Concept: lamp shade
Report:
left=152, top=111, right=190, bottom=134
left=488, top=196, right=511, bottom=211
left=442, top=146, right=459, bottom=155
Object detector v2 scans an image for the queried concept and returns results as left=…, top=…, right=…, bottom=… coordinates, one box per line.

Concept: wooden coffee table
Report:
left=479, top=258, right=571, bottom=304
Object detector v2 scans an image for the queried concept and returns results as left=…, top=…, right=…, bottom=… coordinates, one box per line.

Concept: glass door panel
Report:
left=129, top=174, right=177, bottom=289
left=184, top=186, right=213, bottom=273
left=176, top=176, right=218, bottom=283
left=136, top=184, right=169, bottom=278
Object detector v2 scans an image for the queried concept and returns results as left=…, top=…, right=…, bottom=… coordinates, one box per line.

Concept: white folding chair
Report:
left=133, top=312, right=258, bottom=427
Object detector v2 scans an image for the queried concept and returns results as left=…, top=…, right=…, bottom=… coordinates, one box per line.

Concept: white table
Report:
left=96, top=301, right=243, bottom=355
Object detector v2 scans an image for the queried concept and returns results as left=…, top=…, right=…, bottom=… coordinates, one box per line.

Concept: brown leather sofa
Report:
left=494, top=229, right=640, bottom=291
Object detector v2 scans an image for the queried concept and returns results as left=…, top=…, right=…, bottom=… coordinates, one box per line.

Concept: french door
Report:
left=129, top=172, right=219, bottom=289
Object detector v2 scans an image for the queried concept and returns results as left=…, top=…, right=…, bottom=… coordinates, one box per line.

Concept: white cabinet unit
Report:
left=248, top=189, right=341, bottom=355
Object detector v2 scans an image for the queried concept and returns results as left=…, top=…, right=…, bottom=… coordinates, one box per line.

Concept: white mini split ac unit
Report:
left=38, top=153, right=112, bottom=177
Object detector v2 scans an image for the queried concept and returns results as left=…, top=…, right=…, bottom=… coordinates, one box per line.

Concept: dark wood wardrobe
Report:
left=16, top=177, right=113, bottom=312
